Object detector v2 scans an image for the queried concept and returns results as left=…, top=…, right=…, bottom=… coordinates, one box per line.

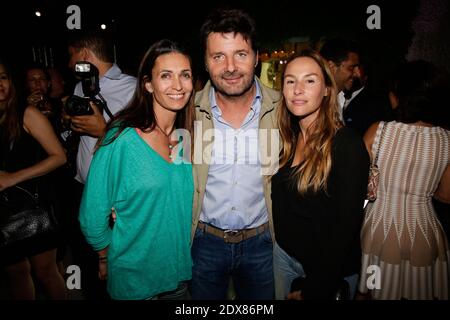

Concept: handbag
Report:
left=367, top=122, right=386, bottom=202
left=0, top=184, right=58, bottom=248
left=0, top=133, right=58, bottom=249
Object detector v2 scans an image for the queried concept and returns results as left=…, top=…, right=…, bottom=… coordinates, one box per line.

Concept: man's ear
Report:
left=388, top=91, right=399, bottom=109
left=82, top=48, right=93, bottom=62
left=255, top=50, right=259, bottom=68
left=327, top=60, right=337, bottom=73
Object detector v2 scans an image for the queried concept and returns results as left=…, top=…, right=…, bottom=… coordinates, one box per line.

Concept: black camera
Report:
left=64, top=61, right=106, bottom=116
left=64, top=95, right=98, bottom=116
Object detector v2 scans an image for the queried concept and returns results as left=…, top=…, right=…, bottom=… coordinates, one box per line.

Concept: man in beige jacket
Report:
left=190, top=8, right=280, bottom=300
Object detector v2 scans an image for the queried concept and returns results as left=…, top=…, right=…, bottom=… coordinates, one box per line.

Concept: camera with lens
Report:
left=64, top=61, right=106, bottom=116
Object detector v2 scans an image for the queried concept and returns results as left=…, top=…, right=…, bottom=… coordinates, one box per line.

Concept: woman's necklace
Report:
left=154, top=122, right=176, bottom=159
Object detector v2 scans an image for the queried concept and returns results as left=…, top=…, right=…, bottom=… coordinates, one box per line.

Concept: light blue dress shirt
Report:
left=74, top=64, right=136, bottom=183
left=199, top=79, right=269, bottom=230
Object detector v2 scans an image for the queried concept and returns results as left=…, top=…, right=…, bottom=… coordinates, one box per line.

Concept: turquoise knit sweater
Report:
left=79, top=127, right=193, bottom=299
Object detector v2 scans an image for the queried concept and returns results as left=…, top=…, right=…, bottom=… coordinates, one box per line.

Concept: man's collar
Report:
left=102, top=63, right=122, bottom=80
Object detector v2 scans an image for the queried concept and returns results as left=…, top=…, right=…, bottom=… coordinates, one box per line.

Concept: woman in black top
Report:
left=0, top=59, right=67, bottom=299
left=272, top=50, right=369, bottom=300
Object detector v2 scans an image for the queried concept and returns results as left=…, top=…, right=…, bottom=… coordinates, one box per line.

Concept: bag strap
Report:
left=13, top=185, right=39, bottom=203
left=97, top=93, right=114, bottom=120
left=373, top=122, right=386, bottom=165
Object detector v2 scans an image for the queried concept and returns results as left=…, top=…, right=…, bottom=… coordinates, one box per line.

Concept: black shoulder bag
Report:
left=0, top=142, right=58, bottom=249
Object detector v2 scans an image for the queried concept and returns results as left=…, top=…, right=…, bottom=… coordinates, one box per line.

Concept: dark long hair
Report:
left=390, top=60, right=449, bottom=127
left=99, top=39, right=195, bottom=147
left=0, top=58, right=26, bottom=144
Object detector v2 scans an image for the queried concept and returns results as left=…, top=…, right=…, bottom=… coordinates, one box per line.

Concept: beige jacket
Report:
left=191, top=79, right=281, bottom=241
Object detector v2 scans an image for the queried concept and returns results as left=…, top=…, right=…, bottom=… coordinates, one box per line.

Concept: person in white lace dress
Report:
left=358, top=61, right=450, bottom=300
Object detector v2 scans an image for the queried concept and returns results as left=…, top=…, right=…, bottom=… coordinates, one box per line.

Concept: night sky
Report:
left=1, top=0, right=421, bottom=85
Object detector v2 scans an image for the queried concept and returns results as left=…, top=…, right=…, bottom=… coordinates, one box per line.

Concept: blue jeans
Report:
left=273, top=243, right=358, bottom=300
left=190, top=226, right=274, bottom=300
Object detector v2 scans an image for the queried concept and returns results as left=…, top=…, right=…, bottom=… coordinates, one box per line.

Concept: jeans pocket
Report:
left=194, top=226, right=205, bottom=239
left=260, top=228, right=273, bottom=244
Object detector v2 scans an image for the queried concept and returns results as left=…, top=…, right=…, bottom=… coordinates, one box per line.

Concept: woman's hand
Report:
left=287, top=290, right=304, bottom=300
left=97, top=247, right=109, bottom=281
left=0, top=171, right=18, bottom=191
left=111, top=207, right=117, bottom=223
left=27, top=91, right=44, bottom=106
left=98, top=257, right=108, bottom=280
left=355, top=291, right=372, bottom=300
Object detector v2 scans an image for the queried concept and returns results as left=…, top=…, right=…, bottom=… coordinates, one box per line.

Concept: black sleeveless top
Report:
left=0, top=124, right=61, bottom=265
left=0, top=124, right=52, bottom=202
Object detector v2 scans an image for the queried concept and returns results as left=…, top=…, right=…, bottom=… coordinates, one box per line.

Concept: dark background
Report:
left=0, top=0, right=442, bottom=90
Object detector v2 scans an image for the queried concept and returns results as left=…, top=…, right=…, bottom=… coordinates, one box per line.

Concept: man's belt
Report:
left=197, top=222, right=269, bottom=244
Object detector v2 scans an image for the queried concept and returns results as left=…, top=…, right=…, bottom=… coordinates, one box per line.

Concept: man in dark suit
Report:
left=343, top=62, right=392, bottom=136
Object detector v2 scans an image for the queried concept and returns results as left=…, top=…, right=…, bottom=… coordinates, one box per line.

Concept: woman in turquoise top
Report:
left=79, top=39, right=195, bottom=300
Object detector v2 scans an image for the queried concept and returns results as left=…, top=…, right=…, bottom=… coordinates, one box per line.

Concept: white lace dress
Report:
left=359, top=121, right=450, bottom=300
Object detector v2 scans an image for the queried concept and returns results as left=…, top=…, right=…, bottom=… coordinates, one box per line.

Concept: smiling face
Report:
left=205, top=32, right=257, bottom=97
left=0, top=64, right=11, bottom=103
left=283, top=56, right=329, bottom=128
left=145, top=52, right=193, bottom=114
left=331, top=52, right=360, bottom=92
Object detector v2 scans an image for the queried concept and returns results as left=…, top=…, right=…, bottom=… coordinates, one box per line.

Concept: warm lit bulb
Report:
left=101, top=24, right=107, bottom=30
left=35, top=11, right=41, bottom=17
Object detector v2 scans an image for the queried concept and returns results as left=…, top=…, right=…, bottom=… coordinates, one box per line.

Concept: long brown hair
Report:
left=277, top=50, right=342, bottom=194
left=99, top=39, right=195, bottom=147
left=0, top=59, right=25, bottom=144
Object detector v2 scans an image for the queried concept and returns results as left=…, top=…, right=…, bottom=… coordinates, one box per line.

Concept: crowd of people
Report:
left=1, top=7, right=449, bottom=300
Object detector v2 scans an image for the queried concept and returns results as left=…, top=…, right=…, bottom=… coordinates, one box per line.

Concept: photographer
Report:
left=66, top=30, right=136, bottom=300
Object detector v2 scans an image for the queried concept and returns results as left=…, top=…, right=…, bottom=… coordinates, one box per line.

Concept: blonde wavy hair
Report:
left=277, top=50, right=342, bottom=194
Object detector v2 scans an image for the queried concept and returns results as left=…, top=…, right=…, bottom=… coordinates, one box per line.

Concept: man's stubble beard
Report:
left=210, top=72, right=255, bottom=98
